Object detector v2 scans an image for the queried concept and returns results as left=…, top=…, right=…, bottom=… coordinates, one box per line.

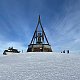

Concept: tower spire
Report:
left=30, top=15, right=49, bottom=45
left=38, top=15, right=40, bottom=21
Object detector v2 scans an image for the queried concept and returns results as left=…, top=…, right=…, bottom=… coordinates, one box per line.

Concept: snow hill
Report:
left=0, top=52, right=80, bottom=80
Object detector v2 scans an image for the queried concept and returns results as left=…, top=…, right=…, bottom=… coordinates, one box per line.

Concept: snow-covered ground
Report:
left=0, top=52, right=80, bottom=80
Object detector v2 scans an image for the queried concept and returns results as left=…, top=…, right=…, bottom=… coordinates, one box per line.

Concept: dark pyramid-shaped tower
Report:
left=27, top=15, right=52, bottom=52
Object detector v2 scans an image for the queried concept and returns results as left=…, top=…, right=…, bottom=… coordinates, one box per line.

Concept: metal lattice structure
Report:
left=27, top=15, right=52, bottom=52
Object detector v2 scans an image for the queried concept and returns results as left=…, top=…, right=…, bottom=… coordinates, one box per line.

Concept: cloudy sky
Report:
left=0, top=0, right=80, bottom=53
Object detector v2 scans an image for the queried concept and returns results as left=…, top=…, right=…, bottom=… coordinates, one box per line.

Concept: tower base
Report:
left=27, top=44, right=52, bottom=52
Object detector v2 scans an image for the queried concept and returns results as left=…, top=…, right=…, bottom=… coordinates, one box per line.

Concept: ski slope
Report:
left=0, top=52, right=80, bottom=80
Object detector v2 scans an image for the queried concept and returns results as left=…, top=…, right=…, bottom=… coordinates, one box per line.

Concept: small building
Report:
left=3, top=47, right=20, bottom=55
left=27, top=15, right=52, bottom=52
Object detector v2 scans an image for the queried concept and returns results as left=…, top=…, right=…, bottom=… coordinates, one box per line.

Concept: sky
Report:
left=0, top=0, right=80, bottom=53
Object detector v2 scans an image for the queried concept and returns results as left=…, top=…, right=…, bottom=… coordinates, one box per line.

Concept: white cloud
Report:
left=74, top=38, right=80, bottom=43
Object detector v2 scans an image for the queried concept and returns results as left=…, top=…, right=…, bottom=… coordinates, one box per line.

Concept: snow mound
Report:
left=0, top=52, right=80, bottom=80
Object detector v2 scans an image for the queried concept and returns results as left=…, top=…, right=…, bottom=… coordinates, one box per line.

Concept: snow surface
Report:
left=0, top=52, right=80, bottom=80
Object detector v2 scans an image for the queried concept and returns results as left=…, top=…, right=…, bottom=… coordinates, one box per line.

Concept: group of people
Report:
left=61, top=50, right=69, bottom=54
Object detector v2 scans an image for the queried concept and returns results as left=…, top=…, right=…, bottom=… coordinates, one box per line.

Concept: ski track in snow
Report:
left=0, top=52, right=80, bottom=80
